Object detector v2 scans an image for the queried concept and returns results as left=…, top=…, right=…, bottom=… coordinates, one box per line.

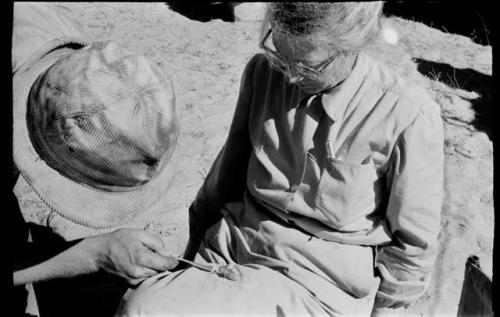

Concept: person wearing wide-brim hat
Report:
left=11, top=3, right=180, bottom=316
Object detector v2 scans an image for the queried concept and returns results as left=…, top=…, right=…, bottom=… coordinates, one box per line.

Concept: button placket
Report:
left=284, top=151, right=306, bottom=210
left=285, top=96, right=318, bottom=211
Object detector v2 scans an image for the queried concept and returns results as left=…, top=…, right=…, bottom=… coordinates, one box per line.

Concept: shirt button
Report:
left=289, top=184, right=298, bottom=192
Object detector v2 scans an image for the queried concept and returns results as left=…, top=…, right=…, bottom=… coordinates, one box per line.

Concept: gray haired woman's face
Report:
left=272, top=32, right=353, bottom=94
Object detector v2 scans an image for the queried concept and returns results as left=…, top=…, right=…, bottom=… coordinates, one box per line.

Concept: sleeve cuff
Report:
left=375, top=262, right=430, bottom=308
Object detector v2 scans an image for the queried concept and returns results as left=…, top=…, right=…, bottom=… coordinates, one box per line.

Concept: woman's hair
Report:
left=260, top=2, right=384, bottom=52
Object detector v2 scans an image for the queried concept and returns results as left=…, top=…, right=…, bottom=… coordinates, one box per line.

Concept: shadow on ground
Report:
left=383, top=3, right=492, bottom=46
left=414, top=58, right=492, bottom=140
left=165, top=2, right=234, bottom=22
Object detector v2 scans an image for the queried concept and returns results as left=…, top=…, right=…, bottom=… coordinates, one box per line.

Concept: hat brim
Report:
left=13, top=45, right=178, bottom=229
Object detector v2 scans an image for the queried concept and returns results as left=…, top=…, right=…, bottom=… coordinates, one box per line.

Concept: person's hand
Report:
left=83, top=228, right=178, bottom=285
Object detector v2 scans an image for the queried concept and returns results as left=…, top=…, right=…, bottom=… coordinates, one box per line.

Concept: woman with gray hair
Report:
left=118, top=2, right=443, bottom=316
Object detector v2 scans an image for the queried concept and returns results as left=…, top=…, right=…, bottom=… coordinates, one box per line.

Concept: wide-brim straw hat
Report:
left=13, top=39, right=180, bottom=229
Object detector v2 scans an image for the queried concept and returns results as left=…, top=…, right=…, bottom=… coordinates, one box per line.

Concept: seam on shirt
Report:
left=242, top=53, right=261, bottom=149
left=362, top=73, right=437, bottom=125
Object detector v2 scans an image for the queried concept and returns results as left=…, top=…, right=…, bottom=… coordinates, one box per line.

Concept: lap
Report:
left=117, top=201, right=378, bottom=316
left=117, top=264, right=330, bottom=316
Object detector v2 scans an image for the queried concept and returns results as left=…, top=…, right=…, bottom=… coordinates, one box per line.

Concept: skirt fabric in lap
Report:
left=116, top=198, right=380, bottom=316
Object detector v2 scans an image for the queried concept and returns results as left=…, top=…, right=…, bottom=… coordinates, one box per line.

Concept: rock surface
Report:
left=14, top=3, right=492, bottom=316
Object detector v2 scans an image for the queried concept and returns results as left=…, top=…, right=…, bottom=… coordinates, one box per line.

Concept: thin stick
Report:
left=176, top=257, right=218, bottom=273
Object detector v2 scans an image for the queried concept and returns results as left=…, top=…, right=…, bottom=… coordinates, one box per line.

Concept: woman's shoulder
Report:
left=245, top=53, right=271, bottom=74
left=363, top=53, right=440, bottom=118
left=243, top=53, right=287, bottom=89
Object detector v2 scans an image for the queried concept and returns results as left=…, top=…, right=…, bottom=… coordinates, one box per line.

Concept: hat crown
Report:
left=27, top=41, right=179, bottom=191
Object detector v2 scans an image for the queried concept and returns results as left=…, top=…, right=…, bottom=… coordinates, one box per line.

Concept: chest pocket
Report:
left=315, top=156, right=378, bottom=229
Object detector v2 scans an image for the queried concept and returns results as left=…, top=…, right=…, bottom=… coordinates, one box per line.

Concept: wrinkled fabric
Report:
left=187, top=52, right=444, bottom=309
left=117, top=199, right=378, bottom=316
left=118, top=265, right=336, bottom=317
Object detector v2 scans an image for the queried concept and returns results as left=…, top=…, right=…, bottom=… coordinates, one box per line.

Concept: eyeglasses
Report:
left=259, top=29, right=341, bottom=80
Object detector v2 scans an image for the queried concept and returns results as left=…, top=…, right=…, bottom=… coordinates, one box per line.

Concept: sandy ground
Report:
left=14, top=3, right=493, bottom=316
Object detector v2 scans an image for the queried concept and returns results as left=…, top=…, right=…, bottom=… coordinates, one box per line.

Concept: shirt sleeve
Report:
left=184, top=55, right=259, bottom=259
left=12, top=3, right=88, bottom=72
left=374, top=102, right=444, bottom=308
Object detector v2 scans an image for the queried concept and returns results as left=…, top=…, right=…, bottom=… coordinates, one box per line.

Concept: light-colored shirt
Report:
left=190, top=52, right=444, bottom=308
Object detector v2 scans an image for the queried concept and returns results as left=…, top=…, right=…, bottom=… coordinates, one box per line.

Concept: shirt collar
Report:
left=320, top=52, right=369, bottom=122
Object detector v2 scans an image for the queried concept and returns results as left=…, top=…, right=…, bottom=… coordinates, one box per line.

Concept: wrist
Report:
left=13, top=239, right=99, bottom=285
left=76, top=236, right=105, bottom=273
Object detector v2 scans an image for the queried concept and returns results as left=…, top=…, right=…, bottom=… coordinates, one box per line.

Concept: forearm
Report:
left=13, top=238, right=82, bottom=271
left=13, top=239, right=98, bottom=286
left=374, top=247, right=435, bottom=308
left=375, top=194, right=441, bottom=306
